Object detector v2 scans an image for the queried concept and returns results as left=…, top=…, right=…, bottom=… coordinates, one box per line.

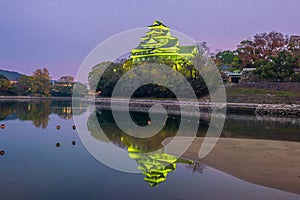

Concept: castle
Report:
left=130, top=20, right=197, bottom=63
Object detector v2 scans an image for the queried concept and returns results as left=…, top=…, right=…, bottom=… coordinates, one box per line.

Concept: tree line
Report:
left=89, top=31, right=300, bottom=99
left=0, top=68, right=88, bottom=97
left=214, top=31, right=300, bottom=81
left=88, top=53, right=209, bottom=99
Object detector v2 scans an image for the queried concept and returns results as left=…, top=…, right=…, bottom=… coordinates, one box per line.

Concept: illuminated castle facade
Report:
left=130, top=20, right=197, bottom=63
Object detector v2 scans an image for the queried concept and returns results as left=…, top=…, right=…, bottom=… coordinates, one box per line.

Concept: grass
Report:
left=227, top=88, right=300, bottom=98
left=226, top=87, right=300, bottom=104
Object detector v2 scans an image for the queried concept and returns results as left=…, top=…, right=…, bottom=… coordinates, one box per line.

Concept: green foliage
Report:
left=72, top=82, right=88, bottom=97
left=254, top=51, right=298, bottom=81
left=32, top=68, right=51, bottom=96
left=0, top=77, right=11, bottom=91
left=291, top=73, right=300, bottom=82
left=17, top=68, right=52, bottom=96
left=88, top=58, right=209, bottom=98
left=51, top=82, right=88, bottom=97
left=95, top=62, right=127, bottom=97
left=88, top=62, right=113, bottom=92
left=18, top=75, right=38, bottom=95
left=215, top=31, right=300, bottom=82
left=215, top=50, right=242, bottom=70
left=51, top=84, right=73, bottom=97
left=0, top=68, right=88, bottom=97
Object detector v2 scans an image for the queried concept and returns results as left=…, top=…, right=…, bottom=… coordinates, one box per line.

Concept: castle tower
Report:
left=130, top=20, right=197, bottom=63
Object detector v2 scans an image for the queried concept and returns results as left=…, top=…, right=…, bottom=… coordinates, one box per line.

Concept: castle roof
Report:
left=148, top=20, right=169, bottom=28
left=130, top=20, right=197, bottom=62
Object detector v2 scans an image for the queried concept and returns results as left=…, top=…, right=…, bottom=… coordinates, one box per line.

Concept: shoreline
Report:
left=162, top=137, right=300, bottom=195
left=0, top=96, right=74, bottom=101
left=1, top=96, right=300, bottom=117
left=92, top=98, right=300, bottom=118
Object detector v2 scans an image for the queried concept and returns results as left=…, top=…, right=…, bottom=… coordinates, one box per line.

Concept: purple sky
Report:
left=1, top=0, right=300, bottom=79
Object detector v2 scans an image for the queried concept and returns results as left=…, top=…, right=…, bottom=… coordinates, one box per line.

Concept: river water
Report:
left=0, top=100, right=299, bottom=200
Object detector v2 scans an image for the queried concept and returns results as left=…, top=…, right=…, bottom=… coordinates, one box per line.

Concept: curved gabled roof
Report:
left=148, top=20, right=169, bottom=28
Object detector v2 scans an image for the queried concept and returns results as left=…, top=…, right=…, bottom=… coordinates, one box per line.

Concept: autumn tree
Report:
left=287, top=35, right=300, bottom=54
left=237, top=31, right=287, bottom=68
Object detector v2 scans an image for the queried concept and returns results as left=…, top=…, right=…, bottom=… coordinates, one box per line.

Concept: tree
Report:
left=237, top=31, right=287, bottom=68
left=18, top=75, right=37, bottom=95
left=288, top=35, right=300, bottom=54
left=0, top=75, right=11, bottom=91
left=254, top=51, right=297, bottom=81
left=88, top=62, right=113, bottom=92
left=72, top=82, right=88, bottom=97
left=215, top=50, right=242, bottom=70
left=32, top=68, right=51, bottom=96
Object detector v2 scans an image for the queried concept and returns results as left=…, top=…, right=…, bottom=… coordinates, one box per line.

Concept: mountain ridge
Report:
left=0, top=69, right=24, bottom=81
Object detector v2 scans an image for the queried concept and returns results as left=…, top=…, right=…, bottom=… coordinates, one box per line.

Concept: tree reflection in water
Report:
left=87, top=109, right=201, bottom=186
left=0, top=100, right=87, bottom=129
left=22, top=101, right=51, bottom=129
left=186, top=161, right=205, bottom=174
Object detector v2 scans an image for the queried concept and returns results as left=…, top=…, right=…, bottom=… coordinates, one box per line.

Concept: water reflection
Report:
left=86, top=108, right=300, bottom=187
left=186, top=161, right=205, bottom=174
left=0, top=100, right=87, bottom=129
left=0, top=102, right=299, bottom=199
left=87, top=109, right=198, bottom=186
left=128, top=146, right=178, bottom=186
left=223, top=115, right=300, bottom=141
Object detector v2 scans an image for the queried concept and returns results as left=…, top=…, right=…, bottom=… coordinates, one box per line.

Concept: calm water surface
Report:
left=0, top=100, right=299, bottom=200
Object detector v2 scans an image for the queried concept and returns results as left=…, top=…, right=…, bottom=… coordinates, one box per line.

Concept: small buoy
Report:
left=72, top=125, right=76, bottom=130
left=56, top=143, right=60, bottom=148
left=0, top=150, right=5, bottom=156
left=72, top=141, right=76, bottom=146
left=147, top=120, right=151, bottom=125
left=56, top=125, right=61, bottom=130
left=0, top=124, right=5, bottom=129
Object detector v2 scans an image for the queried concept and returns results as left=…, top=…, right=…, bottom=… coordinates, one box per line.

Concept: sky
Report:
left=0, top=0, right=300, bottom=79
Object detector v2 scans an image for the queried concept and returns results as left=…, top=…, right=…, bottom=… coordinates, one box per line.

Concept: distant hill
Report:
left=0, top=69, right=24, bottom=81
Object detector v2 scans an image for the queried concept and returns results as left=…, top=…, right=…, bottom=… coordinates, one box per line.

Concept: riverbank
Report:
left=93, top=98, right=300, bottom=117
left=0, top=96, right=73, bottom=101
left=226, top=82, right=300, bottom=104
left=162, top=137, right=300, bottom=195
left=1, top=96, right=300, bottom=117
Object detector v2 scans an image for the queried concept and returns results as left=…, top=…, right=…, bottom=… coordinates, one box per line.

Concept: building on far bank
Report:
left=129, top=20, right=197, bottom=64
left=224, top=71, right=242, bottom=83
left=242, top=68, right=257, bottom=82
